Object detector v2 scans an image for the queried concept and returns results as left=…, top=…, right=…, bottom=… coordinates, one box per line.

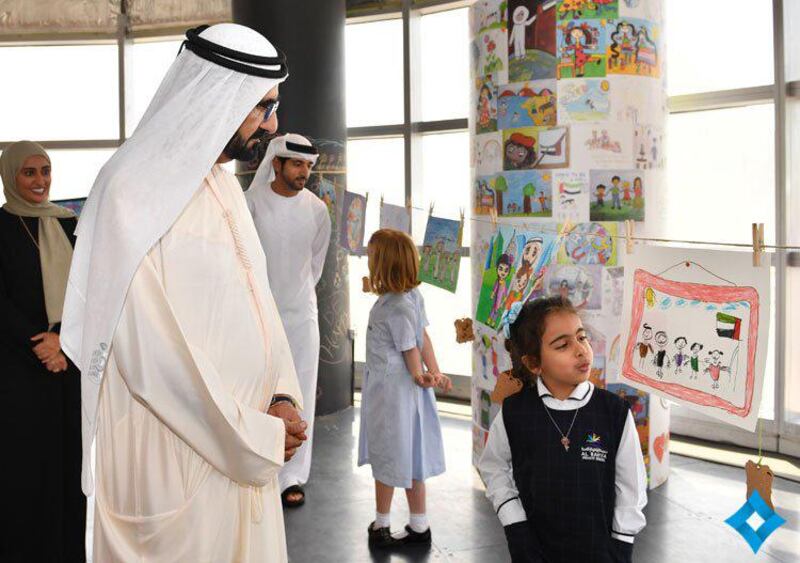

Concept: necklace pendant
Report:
left=561, top=437, right=570, bottom=451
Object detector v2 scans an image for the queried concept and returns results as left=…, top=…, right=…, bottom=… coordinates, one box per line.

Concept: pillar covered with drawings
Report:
left=469, top=0, right=670, bottom=488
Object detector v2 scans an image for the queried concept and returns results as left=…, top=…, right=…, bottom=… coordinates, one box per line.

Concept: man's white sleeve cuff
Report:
left=611, top=531, right=635, bottom=544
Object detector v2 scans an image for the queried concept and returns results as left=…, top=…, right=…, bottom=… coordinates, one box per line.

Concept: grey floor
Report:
left=285, top=407, right=800, bottom=563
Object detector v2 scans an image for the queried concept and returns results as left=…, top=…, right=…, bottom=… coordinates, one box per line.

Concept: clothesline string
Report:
left=397, top=204, right=799, bottom=252
left=234, top=173, right=799, bottom=251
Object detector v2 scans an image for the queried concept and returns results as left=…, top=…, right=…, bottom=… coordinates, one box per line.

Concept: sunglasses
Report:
left=256, top=99, right=280, bottom=122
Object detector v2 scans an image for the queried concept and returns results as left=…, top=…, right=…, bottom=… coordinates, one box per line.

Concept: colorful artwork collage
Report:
left=470, top=0, right=669, bottom=487
left=472, top=0, right=665, bottom=224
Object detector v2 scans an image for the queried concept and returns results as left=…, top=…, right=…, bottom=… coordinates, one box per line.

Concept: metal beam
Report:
left=117, top=5, right=129, bottom=142
left=412, top=0, right=472, bottom=14
left=772, top=0, right=788, bottom=447
left=413, top=118, right=469, bottom=133
left=668, top=85, right=774, bottom=114
left=0, top=140, right=121, bottom=150
left=346, top=124, right=405, bottom=138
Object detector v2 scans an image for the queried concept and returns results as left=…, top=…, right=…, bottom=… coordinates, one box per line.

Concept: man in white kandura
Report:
left=61, top=23, right=308, bottom=562
left=247, top=133, right=332, bottom=508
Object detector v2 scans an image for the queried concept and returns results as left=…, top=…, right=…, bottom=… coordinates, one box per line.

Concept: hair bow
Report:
left=500, top=301, right=524, bottom=339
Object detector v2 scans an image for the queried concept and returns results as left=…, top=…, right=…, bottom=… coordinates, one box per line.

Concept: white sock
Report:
left=374, top=511, right=391, bottom=530
left=393, top=513, right=429, bottom=539
left=409, top=513, right=429, bottom=533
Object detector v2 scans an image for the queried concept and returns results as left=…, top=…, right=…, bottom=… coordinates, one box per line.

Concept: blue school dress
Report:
left=357, top=288, right=446, bottom=488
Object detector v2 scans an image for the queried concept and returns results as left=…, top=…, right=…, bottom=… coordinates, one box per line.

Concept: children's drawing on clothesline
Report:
left=339, top=191, right=366, bottom=255
left=475, top=227, right=558, bottom=329
left=507, top=0, right=557, bottom=82
left=419, top=215, right=463, bottom=293
left=552, top=170, right=589, bottom=223
left=620, top=246, right=771, bottom=431
left=606, top=19, right=660, bottom=78
left=476, top=77, right=499, bottom=134
left=634, top=124, right=664, bottom=170
left=497, top=80, right=557, bottom=129
left=473, top=323, right=511, bottom=392
left=470, top=0, right=507, bottom=36
left=476, top=28, right=509, bottom=84
left=474, top=132, right=503, bottom=175
left=546, top=264, right=604, bottom=310
left=572, top=122, right=635, bottom=169
left=475, top=170, right=553, bottom=218
left=556, top=20, right=607, bottom=79
left=557, top=221, right=619, bottom=266
left=557, top=78, right=610, bottom=123
left=503, top=126, right=569, bottom=170
left=557, top=0, right=619, bottom=21
left=379, top=201, right=410, bottom=233
left=589, top=169, right=644, bottom=222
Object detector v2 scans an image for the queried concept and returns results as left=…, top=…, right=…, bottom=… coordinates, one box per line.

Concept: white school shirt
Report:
left=478, top=379, right=648, bottom=544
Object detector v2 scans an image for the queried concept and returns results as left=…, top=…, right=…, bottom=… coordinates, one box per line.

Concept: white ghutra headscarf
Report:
left=249, top=132, right=320, bottom=189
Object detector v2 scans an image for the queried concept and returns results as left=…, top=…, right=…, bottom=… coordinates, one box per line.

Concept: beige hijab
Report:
left=1, top=141, right=75, bottom=326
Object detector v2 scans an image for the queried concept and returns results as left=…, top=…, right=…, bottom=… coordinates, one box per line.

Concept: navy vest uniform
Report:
left=503, top=384, right=630, bottom=563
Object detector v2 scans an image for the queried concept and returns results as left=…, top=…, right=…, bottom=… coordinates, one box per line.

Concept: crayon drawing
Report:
left=497, top=80, right=558, bottom=129
left=620, top=246, right=770, bottom=431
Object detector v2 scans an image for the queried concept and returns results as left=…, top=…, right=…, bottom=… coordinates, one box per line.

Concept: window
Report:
left=662, top=0, right=800, bottom=456
left=663, top=104, right=775, bottom=245
left=0, top=44, right=119, bottom=141
left=420, top=8, right=470, bottom=121
left=345, top=18, right=405, bottom=127
left=346, top=137, right=405, bottom=362
left=666, top=0, right=774, bottom=96
left=346, top=5, right=471, bottom=385
left=47, top=149, right=116, bottom=200
left=128, top=39, right=183, bottom=133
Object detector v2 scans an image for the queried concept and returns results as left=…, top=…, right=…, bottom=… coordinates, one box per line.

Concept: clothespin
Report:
left=380, top=193, right=384, bottom=208
left=458, top=207, right=466, bottom=246
left=490, top=207, right=498, bottom=229
left=625, top=220, right=635, bottom=254
left=559, top=219, right=574, bottom=237
left=429, top=202, right=435, bottom=217
left=752, top=223, right=765, bottom=267
left=365, top=191, right=370, bottom=205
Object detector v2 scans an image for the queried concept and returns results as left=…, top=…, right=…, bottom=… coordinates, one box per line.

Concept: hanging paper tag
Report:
left=745, top=460, right=775, bottom=510
left=490, top=370, right=523, bottom=404
left=454, top=318, right=475, bottom=343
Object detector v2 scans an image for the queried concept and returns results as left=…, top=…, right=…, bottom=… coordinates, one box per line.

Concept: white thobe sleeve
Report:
left=479, top=409, right=528, bottom=526
left=612, top=411, right=648, bottom=543
left=112, top=250, right=287, bottom=487
left=311, top=205, right=331, bottom=285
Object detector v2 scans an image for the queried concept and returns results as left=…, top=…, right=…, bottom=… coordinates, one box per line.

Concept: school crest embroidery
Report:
left=581, top=432, right=608, bottom=462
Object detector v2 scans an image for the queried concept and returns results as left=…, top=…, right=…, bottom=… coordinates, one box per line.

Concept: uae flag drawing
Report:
left=716, top=312, right=742, bottom=340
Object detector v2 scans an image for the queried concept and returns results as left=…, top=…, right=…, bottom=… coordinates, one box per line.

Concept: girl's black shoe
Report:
left=396, top=525, right=432, bottom=546
left=367, top=522, right=402, bottom=549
